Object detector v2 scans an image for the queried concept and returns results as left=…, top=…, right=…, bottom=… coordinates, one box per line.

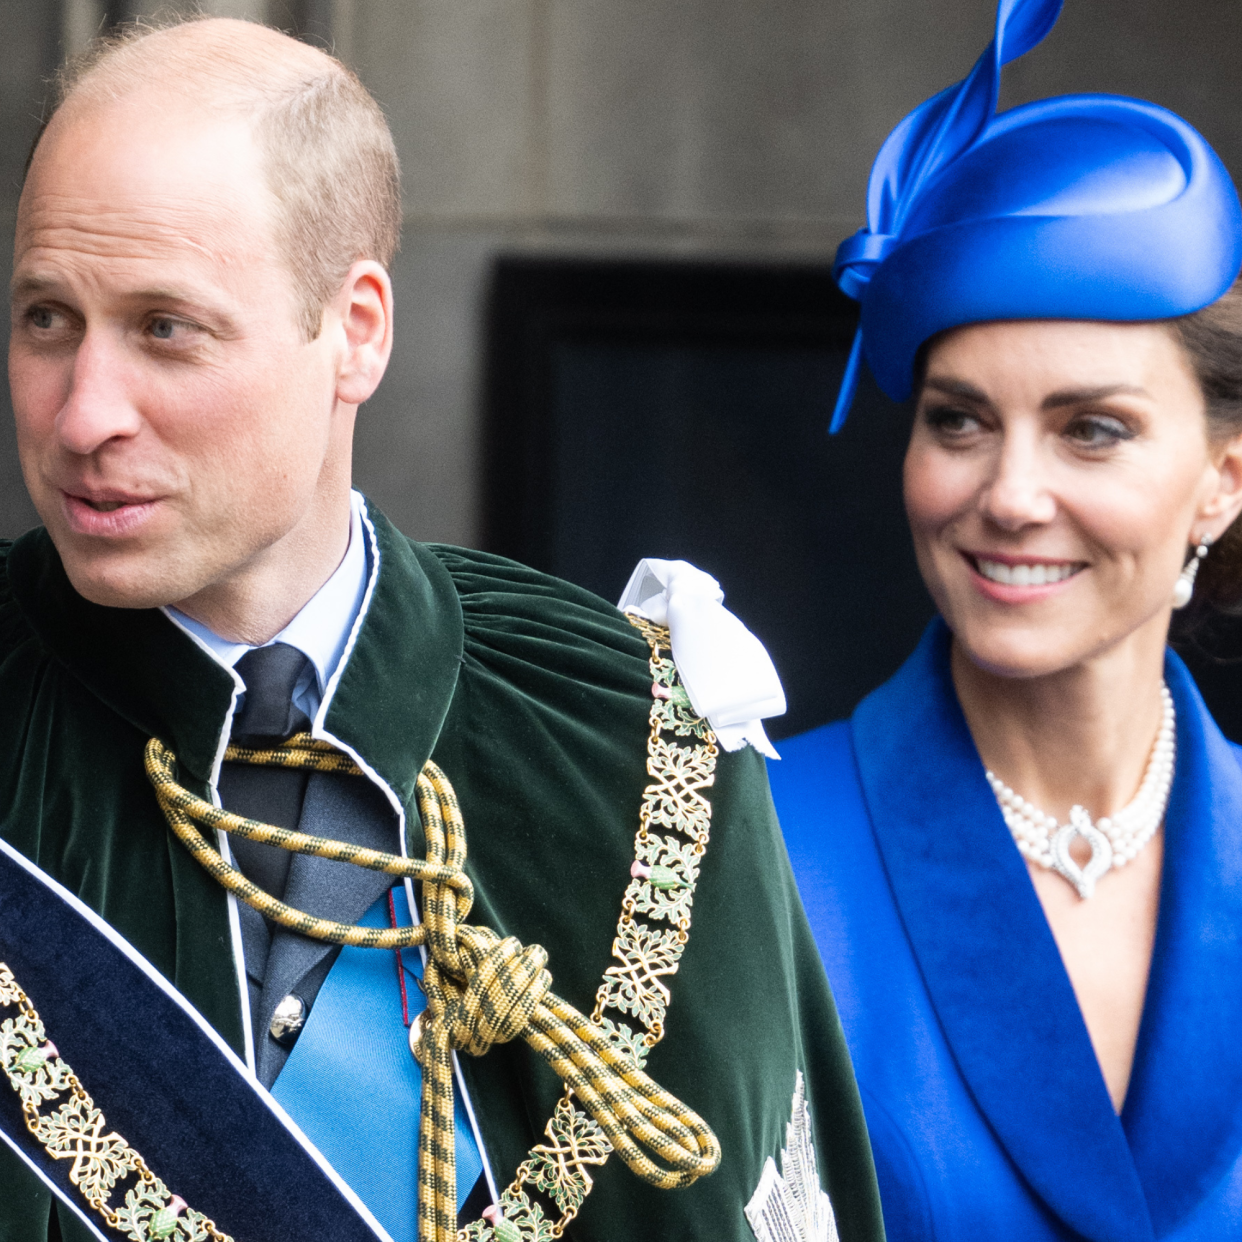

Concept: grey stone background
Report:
left=3, top=0, right=1242, bottom=544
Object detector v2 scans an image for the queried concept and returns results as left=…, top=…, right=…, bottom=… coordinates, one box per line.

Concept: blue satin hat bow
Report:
left=829, top=0, right=1242, bottom=432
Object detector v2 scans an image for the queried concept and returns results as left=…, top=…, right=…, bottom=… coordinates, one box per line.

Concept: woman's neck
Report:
left=950, top=623, right=1171, bottom=822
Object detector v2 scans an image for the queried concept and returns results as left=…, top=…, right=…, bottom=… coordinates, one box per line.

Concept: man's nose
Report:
left=54, top=331, right=142, bottom=456
left=978, top=437, right=1058, bottom=530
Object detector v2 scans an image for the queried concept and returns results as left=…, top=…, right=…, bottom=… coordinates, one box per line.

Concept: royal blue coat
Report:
left=772, top=620, right=1242, bottom=1241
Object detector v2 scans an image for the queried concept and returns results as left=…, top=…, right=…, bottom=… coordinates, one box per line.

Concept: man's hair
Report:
left=44, top=17, right=401, bottom=340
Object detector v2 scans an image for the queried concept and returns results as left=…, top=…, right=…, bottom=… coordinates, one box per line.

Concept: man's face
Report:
left=10, top=94, right=347, bottom=612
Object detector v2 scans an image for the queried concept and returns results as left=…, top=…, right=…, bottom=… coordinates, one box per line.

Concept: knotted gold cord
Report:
left=147, top=735, right=445, bottom=950
left=143, top=733, right=720, bottom=1242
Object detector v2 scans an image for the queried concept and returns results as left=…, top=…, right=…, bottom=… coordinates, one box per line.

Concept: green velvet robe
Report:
left=0, top=503, right=884, bottom=1242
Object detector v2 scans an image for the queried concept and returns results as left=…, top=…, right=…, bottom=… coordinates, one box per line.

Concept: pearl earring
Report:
left=1173, top=533, right=1214, bottom=609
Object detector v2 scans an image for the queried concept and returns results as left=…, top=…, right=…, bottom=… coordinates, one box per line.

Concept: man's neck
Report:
left=171, top=489, right=354, bottom=646
left=167, top=492, right=371, bottom=723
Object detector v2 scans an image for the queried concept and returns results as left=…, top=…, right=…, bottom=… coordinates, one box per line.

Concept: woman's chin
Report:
left=947, top=617, right=1103, bottom=682
left=942, top=582, right=1174, bottom=683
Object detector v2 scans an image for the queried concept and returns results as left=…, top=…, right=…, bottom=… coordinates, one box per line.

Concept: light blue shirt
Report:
left=166, top=490, right=370, bottom=722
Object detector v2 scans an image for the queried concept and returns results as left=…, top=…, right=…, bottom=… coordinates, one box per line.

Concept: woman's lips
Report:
left=962, top=552, right=1086, bottom=602
left=61, top=491, right=162, bottom=538
left=974, top=557, right=1081, bottom=587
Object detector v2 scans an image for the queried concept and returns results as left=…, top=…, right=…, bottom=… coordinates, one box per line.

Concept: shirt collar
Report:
left=165, top=491, right=370, bottom=718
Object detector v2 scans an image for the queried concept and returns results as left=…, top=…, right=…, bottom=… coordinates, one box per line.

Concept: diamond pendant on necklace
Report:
left=1049, top=806, right=1113, bottom=900
left=986, top=684, right=1176, bottom=900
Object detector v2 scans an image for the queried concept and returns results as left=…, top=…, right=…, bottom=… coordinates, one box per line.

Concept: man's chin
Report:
left=55, top=545, right=198, bottom=612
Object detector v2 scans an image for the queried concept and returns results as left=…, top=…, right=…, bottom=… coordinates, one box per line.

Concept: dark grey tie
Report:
left=218, top=643, right=316, bottom=1058
left=221, top=643, right=313, bottom=900
left=217, top=642, right=401, bottom=1085
left=232, top=643, right=312, bottom=743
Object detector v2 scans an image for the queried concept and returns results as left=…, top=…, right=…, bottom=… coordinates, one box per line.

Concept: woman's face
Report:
left=904, top=319, right=1242, bottom=679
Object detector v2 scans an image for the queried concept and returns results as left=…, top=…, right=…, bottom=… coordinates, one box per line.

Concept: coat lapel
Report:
left=851, top=621, right=1153, bottom=1242
left=321, top=508, right=464, bottom=820
left=9, top=509, right=467, bottom=825
left=1122, top=651, right=1242, bottom=1235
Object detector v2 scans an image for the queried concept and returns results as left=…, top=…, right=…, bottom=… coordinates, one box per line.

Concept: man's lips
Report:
left=60, top=489, right=164, bottom=537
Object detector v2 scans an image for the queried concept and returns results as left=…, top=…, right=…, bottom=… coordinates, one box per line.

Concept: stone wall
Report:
left=3, top=0, right=1242, bottom=542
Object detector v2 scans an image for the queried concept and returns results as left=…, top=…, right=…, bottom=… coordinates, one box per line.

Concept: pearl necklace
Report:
left=985, top=684, right=1176, bottom=899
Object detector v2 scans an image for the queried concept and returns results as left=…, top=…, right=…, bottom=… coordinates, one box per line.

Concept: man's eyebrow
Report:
left=1041, top=383, right=1149, bottom=408
left=10, top=275, right=234, bottom=323
left=10, top=273, right=61, bottom=298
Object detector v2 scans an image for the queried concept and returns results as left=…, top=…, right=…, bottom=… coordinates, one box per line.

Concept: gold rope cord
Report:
left=142, top=617, right=720, bottom=1242
left=147, top=735, right=440, bottom=949
left=0, top=963, right=232, bottom=1242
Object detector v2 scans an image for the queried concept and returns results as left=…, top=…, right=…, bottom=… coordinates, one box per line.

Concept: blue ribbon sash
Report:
left=0, top=837, right=386, bottom=1241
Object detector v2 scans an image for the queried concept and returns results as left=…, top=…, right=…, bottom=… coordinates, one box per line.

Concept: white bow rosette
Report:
left=618, top=558, right=786, bottom=759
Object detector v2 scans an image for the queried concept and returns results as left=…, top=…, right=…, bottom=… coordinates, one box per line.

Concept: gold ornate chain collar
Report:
left=460, top=615, right=720, bottom=1241
left=0, top=963, right=232, bottom=1242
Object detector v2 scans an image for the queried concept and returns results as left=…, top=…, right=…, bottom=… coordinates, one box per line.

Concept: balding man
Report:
left=0, top=18, right=882, bottom=1242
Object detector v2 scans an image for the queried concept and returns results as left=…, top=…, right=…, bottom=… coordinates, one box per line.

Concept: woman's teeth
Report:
left=975, top=559, right=1079, bottom=587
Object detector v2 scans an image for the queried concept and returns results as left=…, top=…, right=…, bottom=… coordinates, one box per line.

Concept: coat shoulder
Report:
left=423, top=542, right=652, bottom=691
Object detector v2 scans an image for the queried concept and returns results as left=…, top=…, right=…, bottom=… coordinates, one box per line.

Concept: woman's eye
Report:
left=1064, top=414, right=1135, bottom=447
left=922, top=405, right=982, bottom=436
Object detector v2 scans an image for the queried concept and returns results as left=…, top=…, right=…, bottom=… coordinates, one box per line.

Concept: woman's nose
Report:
left=978, top=438, right=1058, bottom=531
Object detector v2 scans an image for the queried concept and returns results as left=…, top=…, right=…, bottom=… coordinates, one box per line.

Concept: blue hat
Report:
left=829, top=0, right=1242, bottom=431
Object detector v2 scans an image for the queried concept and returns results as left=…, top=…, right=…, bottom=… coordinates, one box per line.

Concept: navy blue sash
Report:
left=0, top=838, right=386, bottom=1242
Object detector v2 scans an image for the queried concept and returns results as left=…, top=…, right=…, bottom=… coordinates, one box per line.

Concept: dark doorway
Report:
left=481, top=257, right=935, bottom=740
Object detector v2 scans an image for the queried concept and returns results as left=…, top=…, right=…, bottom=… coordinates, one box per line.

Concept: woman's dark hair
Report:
left=1170, top=278, right=1242, bottom=612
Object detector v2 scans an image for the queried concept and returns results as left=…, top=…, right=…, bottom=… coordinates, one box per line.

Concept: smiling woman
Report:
left=769, top=1, right=1242, bottom=1239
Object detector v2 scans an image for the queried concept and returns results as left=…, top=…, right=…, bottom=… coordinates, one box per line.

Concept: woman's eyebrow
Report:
left=922, top=376, right=990, bottom=403
left=1042, top=383, right=1149, bottom=409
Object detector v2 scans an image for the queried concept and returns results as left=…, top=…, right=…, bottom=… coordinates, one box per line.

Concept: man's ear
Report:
left=1201, top=430, right=1242, bottom=537
left=331, top=259, right=394, bottom=407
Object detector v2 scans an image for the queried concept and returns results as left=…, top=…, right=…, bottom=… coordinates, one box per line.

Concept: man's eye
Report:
left=27, top=307, right=56, bottom=330
left=149, top=317, right=178, bottom=340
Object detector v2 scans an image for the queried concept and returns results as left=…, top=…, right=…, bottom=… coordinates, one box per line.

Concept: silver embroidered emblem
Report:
left=745, top=1071, right=839, bottom=1242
